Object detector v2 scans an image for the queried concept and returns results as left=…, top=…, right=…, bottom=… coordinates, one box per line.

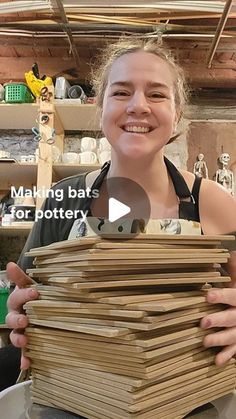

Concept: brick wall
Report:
left=0, top=130, right=37, bottom=161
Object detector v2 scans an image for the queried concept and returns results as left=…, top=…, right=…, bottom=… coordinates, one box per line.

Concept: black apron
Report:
left=84, top=157, right=202, bottom=222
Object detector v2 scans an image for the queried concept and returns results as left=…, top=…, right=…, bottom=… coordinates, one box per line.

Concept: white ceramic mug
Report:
left=62, top=152, right=80, bottom=164
left=35, top=146, right=61, bottom=163
left=98, top=150, right=111, bottom=165
left=35, top=148, right=39, bottom=163
left=0, top=150, right=10, bottom=159
left=26, top=155, right=35, bottom=163
left=21, top=195, right=35, bottom=206
left=52, top=146, right=61, bottom=163
left=79, top=151, right=97, bottom=164
left=98, top=137, right=111, bottom=151
left=80, top=137, right=97, bottom=152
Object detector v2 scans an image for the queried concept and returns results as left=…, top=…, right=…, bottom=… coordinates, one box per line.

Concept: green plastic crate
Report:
left=4, top=82, right=34, bottom=103
left=0, top=288, right=9, bottom=324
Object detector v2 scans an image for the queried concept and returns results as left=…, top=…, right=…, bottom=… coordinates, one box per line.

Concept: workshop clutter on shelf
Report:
left=36, top=136, right=111, bottom=165
left=4, top=82, right=34, bottom=104
left=62, top=136, right=111, bottom=165
left=0, top=270, right=10, bottom=324
left=25, top=71, right=53, bottom=98
left=1, top=61, right=93, bottom=104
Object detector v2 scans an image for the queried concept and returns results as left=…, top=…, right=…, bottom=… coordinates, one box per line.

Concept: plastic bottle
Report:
left=0, top=84, right=4, bottom=101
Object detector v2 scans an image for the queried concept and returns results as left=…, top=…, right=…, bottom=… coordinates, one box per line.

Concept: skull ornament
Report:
left=219, top=153, right=230, bottom=166
left=197, top=153, right=204, bottom=161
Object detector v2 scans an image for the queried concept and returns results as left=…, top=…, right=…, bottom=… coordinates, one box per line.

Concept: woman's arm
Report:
left=201, top=251, right=236, bottom=366
left=199, top=178, right=236, bottom=236
left=199, top=179, right=236, bottom=365
left=6, top=262, right=39, bottom=369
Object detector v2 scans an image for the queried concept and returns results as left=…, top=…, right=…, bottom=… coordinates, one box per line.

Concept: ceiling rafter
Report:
left=0, top=0, right=235, bottom=78
left=207, top=0, right=234, bottom=67
left=53, top=0, right=80, bottom=70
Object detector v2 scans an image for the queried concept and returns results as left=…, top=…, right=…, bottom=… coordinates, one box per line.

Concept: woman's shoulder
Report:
left=198, top=177, right=236, bottom=234
left=180, top=168, right=235, bottom=201
left=51, top=172, right=86, bottom=190
left=179, top=169, right=195, bottom=191
left=180, top=169, right=236, bottom=234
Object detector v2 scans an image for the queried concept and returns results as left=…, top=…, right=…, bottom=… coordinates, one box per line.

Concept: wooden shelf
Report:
left=0, top=222, right=34, bottom=236
left=0, top=103, right=38, bottom=129
left=52, top=163, right=101, bottom=181
left=0, top=162, right=37, bottom=189
left=55, top=103, right=100, bottom=130
left=0, top=103, right=100, bottom=131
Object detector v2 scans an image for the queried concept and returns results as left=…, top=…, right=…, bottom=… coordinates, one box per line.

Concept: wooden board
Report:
left=24, top=233, right=236, bottom=418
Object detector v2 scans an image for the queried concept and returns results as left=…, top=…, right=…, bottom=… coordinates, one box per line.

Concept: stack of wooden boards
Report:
left=24, top=234, right=236, bottom=419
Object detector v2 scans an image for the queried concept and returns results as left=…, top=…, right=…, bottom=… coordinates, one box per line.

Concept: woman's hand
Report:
left=201, top=288, right=236, bottom=366
left=6, top=262, right=39, bottom=370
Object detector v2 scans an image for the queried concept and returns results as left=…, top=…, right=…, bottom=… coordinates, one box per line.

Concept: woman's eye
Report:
left=149, top=92, right=165, bottom=99
left=112, top=91, right=130, bottom=97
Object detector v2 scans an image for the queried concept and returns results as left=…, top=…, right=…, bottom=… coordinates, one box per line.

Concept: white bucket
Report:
left=0, top=381, right=235, bottom=419
left=0, top=380, right=32, bottom=419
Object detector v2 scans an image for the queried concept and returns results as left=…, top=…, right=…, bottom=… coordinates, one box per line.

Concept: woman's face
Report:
left=101, top=51, right=179, bottom=160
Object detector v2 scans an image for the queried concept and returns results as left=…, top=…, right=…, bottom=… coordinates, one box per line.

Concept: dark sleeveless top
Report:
left=85, top=157, right=202, bottom=222
left=18, top=157, right=202, bottom=272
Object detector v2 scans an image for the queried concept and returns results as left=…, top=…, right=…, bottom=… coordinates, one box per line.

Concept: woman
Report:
left=6, top=38, right=236, bottom=376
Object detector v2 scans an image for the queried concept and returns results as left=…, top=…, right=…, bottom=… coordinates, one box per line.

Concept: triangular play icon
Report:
left=108, top=197, right=131, bottom=222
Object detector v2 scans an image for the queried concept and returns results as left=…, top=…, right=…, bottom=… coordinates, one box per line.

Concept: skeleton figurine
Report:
left=193, top=153, right=209, bottom=179
left=215, top=153, right=234, bottom=196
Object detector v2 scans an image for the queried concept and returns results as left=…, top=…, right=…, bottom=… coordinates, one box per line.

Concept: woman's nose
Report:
left=126, top=92, right=151, bottom=115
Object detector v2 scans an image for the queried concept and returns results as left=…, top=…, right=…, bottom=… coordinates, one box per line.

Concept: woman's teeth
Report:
left=125, top=126, right=150, bottom=133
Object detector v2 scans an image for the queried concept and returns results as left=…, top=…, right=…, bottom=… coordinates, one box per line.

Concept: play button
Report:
left=108, top=198, right=131, bottom=222
left=86, top=176, right=151, bottom=237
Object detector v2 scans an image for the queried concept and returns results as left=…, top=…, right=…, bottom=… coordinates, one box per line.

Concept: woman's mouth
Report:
left=122, top=125, right=153, bottom=133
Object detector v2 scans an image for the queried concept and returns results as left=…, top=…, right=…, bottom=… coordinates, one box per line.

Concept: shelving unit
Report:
left=0, top=162, right=37, bottom=190
left=52, top=163, right=101, bottom=181
left=0, top=102, right=100, bottom=130
left=0, top=103, right=38, bottom=129
left=0, top=102, right=102, bottom=236
left=55, top=102, right=100, bottom=130
left=0, top=223, right=34, bottom=236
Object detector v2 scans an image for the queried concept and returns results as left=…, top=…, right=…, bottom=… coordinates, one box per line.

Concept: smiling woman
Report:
left=101, top=52, right=177, bottom=161
left=93, top=38, right=187, bottom=144
left=3, top=37, right=236, bottom=394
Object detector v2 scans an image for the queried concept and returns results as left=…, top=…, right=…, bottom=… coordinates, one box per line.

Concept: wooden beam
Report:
left=54, top=111, right=65, bottom=154
left=212, top=60, right=236, bottom=69
left=185, top=104, right=236, bottom=120
left=184, top=65, right=236, bottom=88
left=0, top=57, right=86, bottom=81
left=207, top=0, right=234, bottom=68
left=1, top=35, right=235, bottom=50
left=167, top=38, right=236, bottom=49
left=0, top=56, right=235, bottom=88
left=36, top=85, right=55, bottom=210
left=53, top=0, right=81, bottom=71
left=67, top=14, right=152, bottom=26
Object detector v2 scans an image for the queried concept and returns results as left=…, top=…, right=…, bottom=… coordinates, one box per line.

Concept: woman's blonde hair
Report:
left=92, top=37, right=188, bottom=142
